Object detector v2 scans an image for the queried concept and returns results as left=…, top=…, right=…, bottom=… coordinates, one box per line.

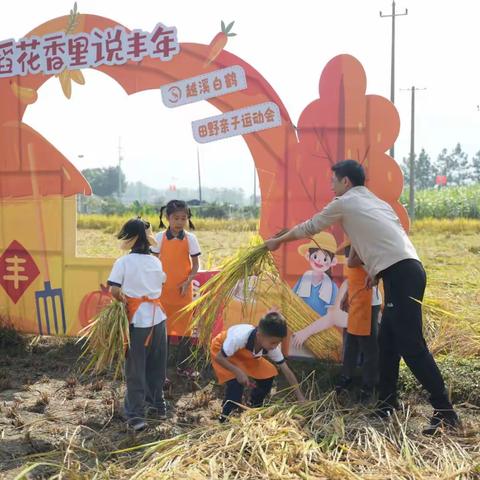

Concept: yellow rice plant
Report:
left=411, top=218, right=480, bottom=235
left=78, top=214, right=258, bottom=233
left=77, top=300, right=130, bottom=380
left=417, top=297, right=480, bottom=357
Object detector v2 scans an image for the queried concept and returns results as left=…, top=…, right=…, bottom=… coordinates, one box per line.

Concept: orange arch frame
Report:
left=0, top=13, right=407, bottom=338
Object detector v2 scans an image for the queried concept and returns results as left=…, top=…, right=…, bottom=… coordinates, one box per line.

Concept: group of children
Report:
left=106, top=199, right=380, bottom=431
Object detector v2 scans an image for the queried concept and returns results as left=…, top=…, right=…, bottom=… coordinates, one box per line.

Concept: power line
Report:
left=380, top=1, right=408, bottom=159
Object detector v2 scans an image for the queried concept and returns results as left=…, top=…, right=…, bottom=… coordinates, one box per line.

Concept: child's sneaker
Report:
left=163, top=377, right=172, bottom=391
left=127, top=418, right=147, bottom=432
left=334, top=375, right=353, bottom=393
left=359, top=385, right=376, bottom=403
left=177, top=366, right=200, bottom=380
left=146, top=406, right=167, bottom=420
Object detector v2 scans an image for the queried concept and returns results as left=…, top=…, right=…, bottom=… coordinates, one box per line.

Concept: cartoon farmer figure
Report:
left=293, top=232, right=342, bottom=316
left=291, top=232, right=347, bottom=349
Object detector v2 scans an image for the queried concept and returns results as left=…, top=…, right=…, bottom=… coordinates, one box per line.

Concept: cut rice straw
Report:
left=77, top=300, right=130, bottom=380
left=15, top=392, right=480, bottom=480
left=184, top=235, right=341, bottom=360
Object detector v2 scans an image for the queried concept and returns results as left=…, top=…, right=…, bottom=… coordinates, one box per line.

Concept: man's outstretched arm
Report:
left=265, top=198, right=343, bottom=251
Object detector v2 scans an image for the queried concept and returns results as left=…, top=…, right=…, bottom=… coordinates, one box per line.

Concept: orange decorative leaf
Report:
left=70, top=69, right=85, bottom=85
left=58, top=71, right=72, bottom=99
left=10, top=81, right=38, bottom=105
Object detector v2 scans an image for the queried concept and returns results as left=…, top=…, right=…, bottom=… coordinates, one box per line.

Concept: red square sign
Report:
left=0, top=240, right=40, bottom=304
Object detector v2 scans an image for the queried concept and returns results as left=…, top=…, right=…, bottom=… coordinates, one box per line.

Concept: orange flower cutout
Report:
left=295, top=54, right=409, bottom=230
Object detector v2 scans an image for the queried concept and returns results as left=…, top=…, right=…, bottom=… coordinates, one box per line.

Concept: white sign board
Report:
left=192, top=101, right=282, bottom=144
left=0, top=23, right=179, bottom=78
left=161, top=65, right=247, bottom=108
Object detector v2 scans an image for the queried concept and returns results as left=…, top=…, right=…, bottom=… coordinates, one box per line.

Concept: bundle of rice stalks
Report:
left=77, top=300, right=129, bottom=380
left=185, top=235, right=341, bottom=360
left=253, top=272, right=342, bottom=360
left=185, top=239, right=273, bottom=345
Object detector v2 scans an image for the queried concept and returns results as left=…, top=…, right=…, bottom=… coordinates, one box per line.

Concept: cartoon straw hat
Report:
left=335, top=238, right=351, bottom=254
left=297, top=232, right=345, bottom=263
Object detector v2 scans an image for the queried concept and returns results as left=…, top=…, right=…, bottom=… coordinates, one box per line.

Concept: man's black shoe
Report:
left=422, top=409, right=461, bottom=435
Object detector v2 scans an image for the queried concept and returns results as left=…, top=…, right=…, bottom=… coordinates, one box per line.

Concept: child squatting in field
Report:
left=107, top=218, right=168, bottom=432
left=210, top=312, right=306, bottom=422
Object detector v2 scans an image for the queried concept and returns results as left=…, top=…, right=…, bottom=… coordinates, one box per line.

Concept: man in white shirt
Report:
left=265, top=160, right=460, bottom=434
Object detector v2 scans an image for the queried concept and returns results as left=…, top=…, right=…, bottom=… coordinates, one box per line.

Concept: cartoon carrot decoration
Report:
left=204, top=20, right=236, bottom=67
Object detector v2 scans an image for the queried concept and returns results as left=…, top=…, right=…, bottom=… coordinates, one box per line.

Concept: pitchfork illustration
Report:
left=27, top=144, right=67, bottom=335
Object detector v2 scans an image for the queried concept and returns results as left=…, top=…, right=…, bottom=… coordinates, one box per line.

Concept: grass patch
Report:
left=0, top=314, right=26, bottom=352
left=399, top=356, right=480, bottom=405
left=402, top=184, right=480, bottom=219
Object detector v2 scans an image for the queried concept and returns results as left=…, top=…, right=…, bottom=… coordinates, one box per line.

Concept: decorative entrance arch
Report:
left=0, top=12, right=407, bottom=352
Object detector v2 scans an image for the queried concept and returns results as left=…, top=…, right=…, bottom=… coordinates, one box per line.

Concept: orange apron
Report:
left=125, top=295, right=164, bottom=346
left=210, top=331, right=278, bottom=384
left=159, top=232, right=193, bottom=336
left=346, top=267, right=373, bottom=336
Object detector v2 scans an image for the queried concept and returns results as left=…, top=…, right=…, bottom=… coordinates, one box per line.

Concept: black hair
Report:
left=308, top=247, right=335, bottom=261
left=258, top=312, right=288, bottom=338
left=159, top=200, right=195, bottom=230
left=117, top=217, right=151, bottom=253
left=331, top=160, right=365, bottom=187
left=307, top=247, right=335, bottom=275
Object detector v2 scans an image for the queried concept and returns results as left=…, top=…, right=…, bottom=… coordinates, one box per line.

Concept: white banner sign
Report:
left=0, top=23, right=179, bottom=78
left=192, top=102, right=282, bottom=144
left=161, top=65, right=247, bottom=108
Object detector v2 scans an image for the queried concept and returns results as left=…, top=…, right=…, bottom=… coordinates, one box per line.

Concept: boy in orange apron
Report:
left=335, top=244, right=381, bottom=400
left=108, top=218, right=167, bottom=432
left=211, top=312, right=305, bottom=422
left=151, top=200, right=201, bottom=378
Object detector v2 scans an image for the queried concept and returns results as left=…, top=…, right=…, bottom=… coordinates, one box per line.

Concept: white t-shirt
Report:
left=108, top=253, right=167, bottom=328
left=221, top=324, right=285, bottom=364
left=294, top=186, right=419, bottom=278
left=371, top=285, right=382, bottom=306
left=150, top=230, right=201, bottom=257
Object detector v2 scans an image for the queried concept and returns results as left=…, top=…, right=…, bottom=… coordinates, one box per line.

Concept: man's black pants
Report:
left=378, top=259, right=452, bottom=410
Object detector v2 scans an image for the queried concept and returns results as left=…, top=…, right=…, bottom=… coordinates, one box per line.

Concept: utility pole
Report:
left=253, top=165, right=257, bottom=207
left=117, top=138, right=124, bottom=200
left=197, top=147, right=202, bottom=203
left=380, top=1, right=408, bottom=159
left=401, top=86, right=426, bottom=220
